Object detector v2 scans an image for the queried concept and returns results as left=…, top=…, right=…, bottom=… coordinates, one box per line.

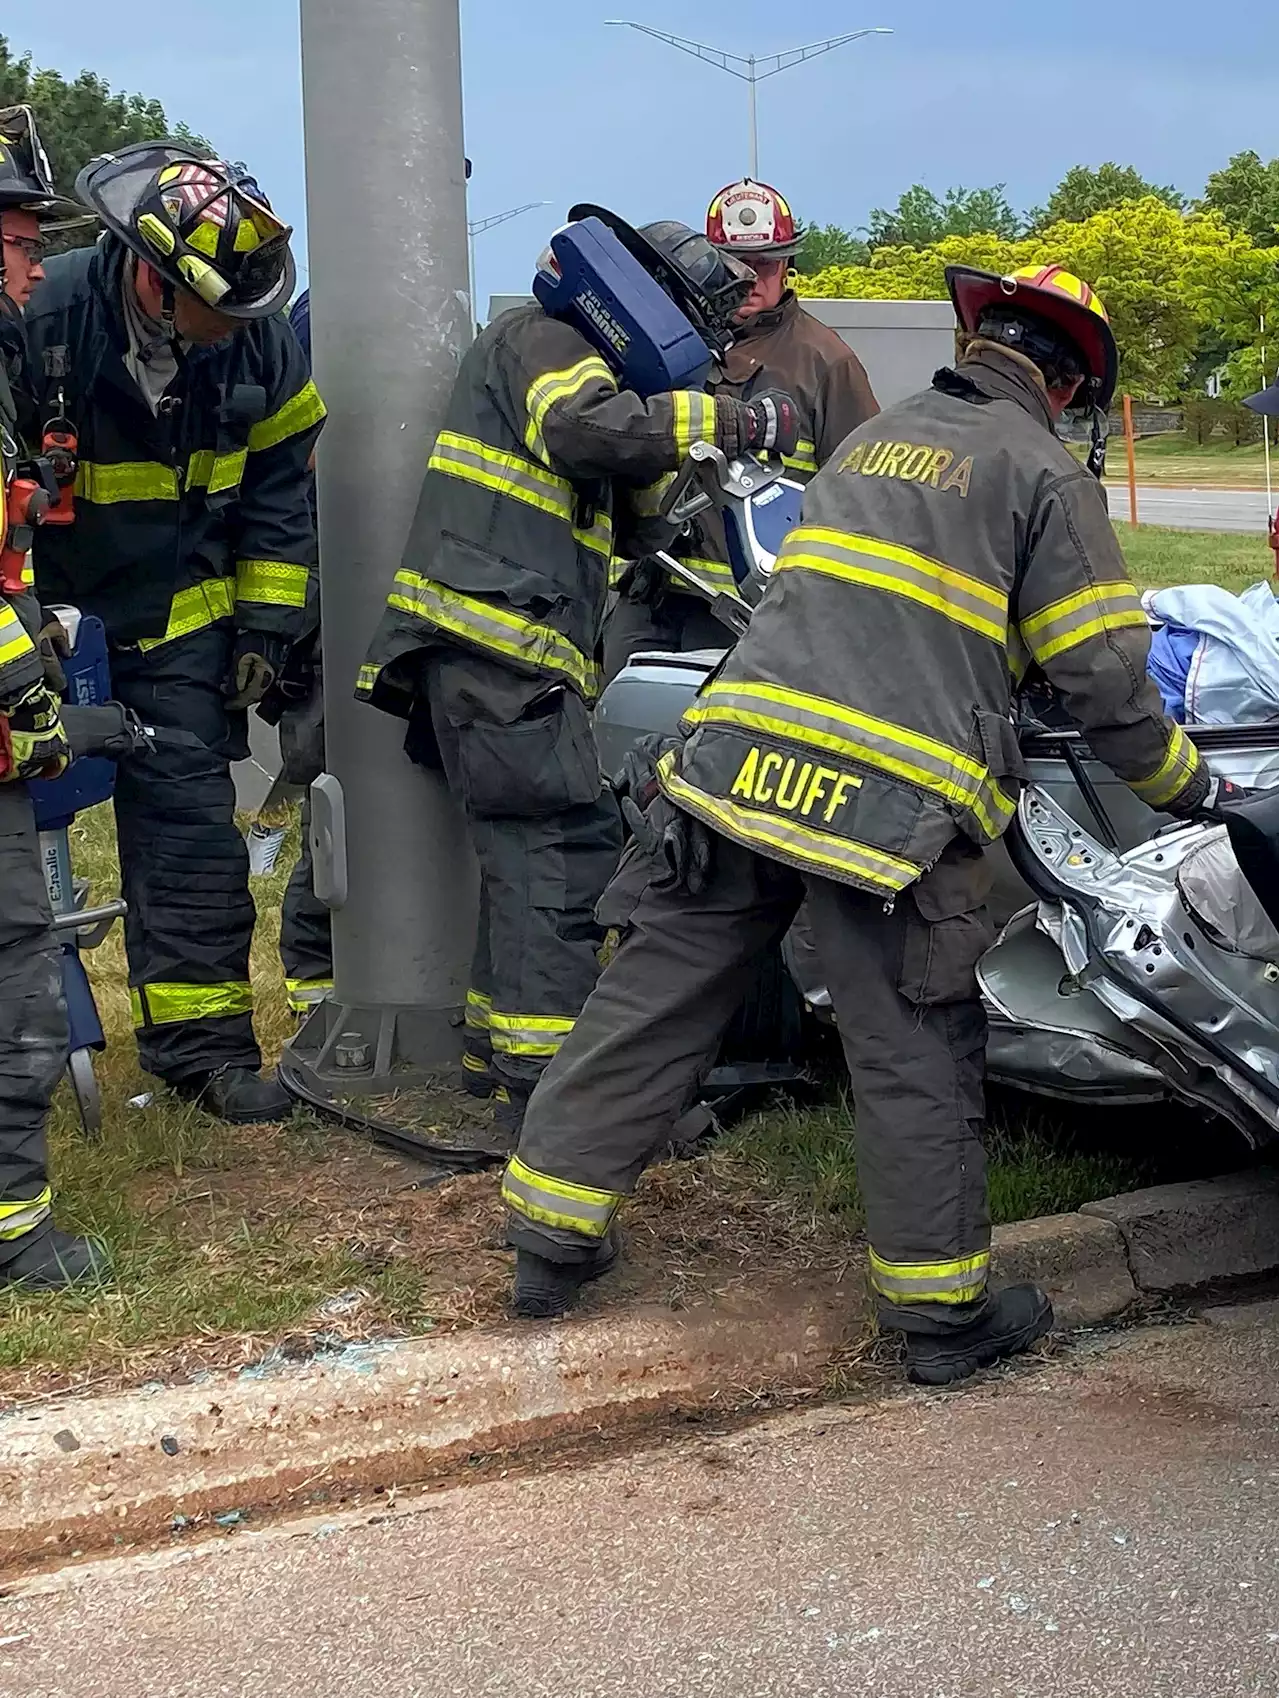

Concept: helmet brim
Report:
left=946, top=264, right=1118, bottom=411
left=77, top=140, right=294, bottom=320
left=707, top=235, right=802, bottom=261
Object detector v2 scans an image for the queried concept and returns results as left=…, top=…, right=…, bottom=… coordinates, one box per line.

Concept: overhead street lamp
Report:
left=605, top=23, right=892, bottom=179
left=467, top=200, right=552, bottom=326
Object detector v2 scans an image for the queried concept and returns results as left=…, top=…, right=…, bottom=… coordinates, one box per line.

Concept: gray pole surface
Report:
left=292, top=0, right=477, bottom=1085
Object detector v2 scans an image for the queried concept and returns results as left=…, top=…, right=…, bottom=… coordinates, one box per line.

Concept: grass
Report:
left=1070, top=433, right=1271, bottom=488
left=1115, top=523, right=1273, bottom=597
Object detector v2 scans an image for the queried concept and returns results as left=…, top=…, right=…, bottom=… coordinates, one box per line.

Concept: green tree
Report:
left=866, top=183, right=1022, bottom=249
left=0, top=35, right=208, bottom=246
left=1196, top=150, right=1279, bottom=247
left=792, top=222, right=868, bottom=275
left=1028, top=162, right=1182, bottom=229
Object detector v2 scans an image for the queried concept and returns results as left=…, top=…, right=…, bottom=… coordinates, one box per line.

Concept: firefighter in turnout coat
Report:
left=503, top=265, right=1223, bottom=1383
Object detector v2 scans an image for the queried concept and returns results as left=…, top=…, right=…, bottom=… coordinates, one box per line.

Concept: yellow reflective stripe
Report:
left=236, top=558, right=310, bottom=609
left=672, top=390, right=716, bottom=458
left=776, top=526, right=1008, bottom=645
left=188, top=447, right=247, bottom=494
left=465, top=988, right=493, bottom=1032
left=683, top=679, right=1013, bottom=838
left=673, top=555, right=738, bottom=594
left=1020, top=581, right=1146, bottom=664
left=501, top=1154, right=619, bottom=1238
left=489, top=1010, right=576, bottom=1058
left=462, top=1052, right=491, bottom=1074
left=355, top=662, right=379, bottom=696
left=388, top=571, right=601, bottom=699
left=75, top=460, right=179, bottom=503
left=609, top=554, right=629, bottom=590
left=137, top=578, right=236, bottom=652
left=1129, top=723, right=1201, bottom=807
left=0, top=604, right=36, bottom=668
left=782, top=439, right=817, bottom=475
left=0, top=1183, right=53, bottom=1240
left=430, top=431, right=615, bottom=561
left=247, top=379, right=327, bottom=452
left=659, top=749, right=921, bottom=892
left=869, top=1247, right=990, bottom=1305
left=630, top=472, right=676, bottom=518
left=573, top=510, right=613, bottom=561
left=285, top=978, right=333, bottom=1012
left=130, top=980, right=254, bottom=1026
left=524, top=357, right=617, bottom=465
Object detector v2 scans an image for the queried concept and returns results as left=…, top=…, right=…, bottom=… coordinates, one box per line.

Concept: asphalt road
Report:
left=1109, top=484, right=1272, bottom=532
left=4, top=1302, right=1276, bottom=1698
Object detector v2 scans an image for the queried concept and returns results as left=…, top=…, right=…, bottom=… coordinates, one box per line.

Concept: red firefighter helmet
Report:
left=706, top=178, right=801, bottom=260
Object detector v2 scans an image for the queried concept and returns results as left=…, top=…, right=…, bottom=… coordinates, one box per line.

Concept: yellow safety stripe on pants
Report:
left=672, top=555, right=739, bottom=596
left=1019, top=581, right=1147, bottom=665
left=523, top=357, right=618, bottom=466
left=130, top=980, right=254, bottom=1027
left=672, top=390, right=717, bottom=459
left=658, top=748, right=923, bottom=892
left=429, top=431, right=613, bottom=561
left=75, top=459, right=180, bottom=503
left=187, top=447, right=247, bottom=495
left=465, top=988, right=492, bottom=1032
left=869, top=1247, right=990, bottom=1305
left=682, top=679, right=1015, bottom=841
left=781, top=438, right=817, bottom=476
left=0, top=602, right=37, bottom=669
left=236, top=558, right=310, bottom=609
left=247, top=379, right=328, bottom=453
left=1128, top=722, right=1201, bottom=808
left=388, top=571, right=601, bottom=700
left=501, top=1155, right=619, bottom=1238
left=488, top=1010, right=576, bottom=1059
left=137, top=577, right=237, bottom=652
left=285, top=978, right=333, bottom=1013
left=355, top=662, right=379, bottom=697
left=0, top=1183, right=52, bottom=1240
left=629, top=472, right=676, bottom=518
left=775, top=526, right=1009, bottom=646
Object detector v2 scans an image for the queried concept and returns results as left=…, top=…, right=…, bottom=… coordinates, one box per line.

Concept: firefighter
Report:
left=603, top=179, right=879, bottom=681
left=0, top=105, right=106, bottom=1287
left=25, top=143, right=323, bottom=1124
left=359, top=217, right=801, bottom=1139
left=502, top=264, right=1238, bottom=1382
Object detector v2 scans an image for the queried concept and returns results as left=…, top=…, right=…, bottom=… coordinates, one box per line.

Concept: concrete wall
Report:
left=489, top=295, right=957, bottom=412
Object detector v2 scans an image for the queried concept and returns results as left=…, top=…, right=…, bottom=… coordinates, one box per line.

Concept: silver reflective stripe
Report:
left=869, top=1249, right=990, bottom=1304
left=501, top=1158, right=617, bottom=1238
left=0, top=1184, right=53, bottom=1240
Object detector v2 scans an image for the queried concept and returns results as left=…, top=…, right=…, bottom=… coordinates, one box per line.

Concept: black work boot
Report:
left=0, top=1224, right=112, bottom=1290
left=512, top=1232, right=620, bottom=1320
left=904, top=1284, right=1054, bottom=1386
left=173, top=1066, right=292, bottom=1125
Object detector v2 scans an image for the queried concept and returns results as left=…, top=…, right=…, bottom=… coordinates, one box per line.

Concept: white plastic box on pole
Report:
left=286, top=0, right=478, bottom=1096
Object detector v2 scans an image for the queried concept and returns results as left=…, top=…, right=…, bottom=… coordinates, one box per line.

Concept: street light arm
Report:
left=754, top=29, right=893, bottom=81
left=468, top=200, right=551, bottom=238
left=604, top=20, right=753, bottom=79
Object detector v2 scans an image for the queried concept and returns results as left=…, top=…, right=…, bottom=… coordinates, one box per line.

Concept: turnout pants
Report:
left=0, top=783, right=69, bottom=1245
left=111, top=626, right=260, bottom=1083
left=424, top=651, right=621, bottom=1112
left=506, top=826, right=996, bottom=1328
left=602, top=589, right=732, bottom=686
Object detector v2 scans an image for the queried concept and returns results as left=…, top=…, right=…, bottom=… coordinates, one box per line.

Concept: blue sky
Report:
left=13, top=1, right=1278, bottom=312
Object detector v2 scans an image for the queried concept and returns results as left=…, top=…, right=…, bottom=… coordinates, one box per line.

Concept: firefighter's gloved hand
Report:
left=613, top=733, right=681, bottom=817
left=37, top=613, right=70, bottom=695
left=744, top=388, right=802, bottom=457
left=60, top=701, right=156, bottom=761
left=660, top=802, right=714, bottom=896
left=1192, top=775, right=1269, bottom=824
left=614, top=556, right=668, bottom=608
left=0, top=680, right=70, bottom=781
left=225, top=631, right=291, bottom=710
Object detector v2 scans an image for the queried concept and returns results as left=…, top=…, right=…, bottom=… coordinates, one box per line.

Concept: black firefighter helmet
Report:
left=76, top=140, right=295, bottom=319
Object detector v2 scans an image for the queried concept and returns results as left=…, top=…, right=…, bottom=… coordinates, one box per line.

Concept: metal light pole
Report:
left=290, top=0, right=478, bottom=1093
left=605, top=23, right=891, bottom=178
left=467, top=201, right=551, bottom=329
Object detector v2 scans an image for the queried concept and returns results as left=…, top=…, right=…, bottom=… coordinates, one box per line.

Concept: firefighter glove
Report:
left=0, top=680, right=70, bottom=781
left=622, top=792, right=715, bottom=896
left=225, top=630, right=291, bottom=710
left=744, top=388, right=802, bottom=457
left=613, top=733, right=681, bottom=817
left=1192, top=775, right=1268, bottom=824
left=37, top=613, right=70, bottom=694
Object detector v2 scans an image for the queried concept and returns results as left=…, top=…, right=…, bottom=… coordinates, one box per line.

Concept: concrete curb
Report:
left=1, top=1170, right=1274, bottom=1570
